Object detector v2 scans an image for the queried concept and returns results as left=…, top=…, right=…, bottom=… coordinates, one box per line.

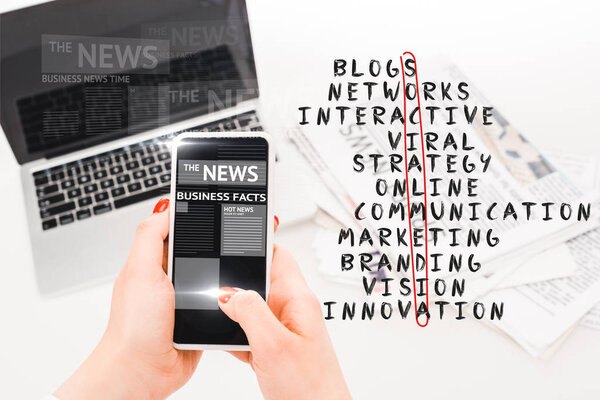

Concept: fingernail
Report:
left=219, top=287, right=239, bottom=304
left=274, top=215, right=279, bottom=226
left=153, top=198, right=169, bottom=214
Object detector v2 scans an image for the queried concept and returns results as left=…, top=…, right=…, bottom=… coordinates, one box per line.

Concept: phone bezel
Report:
left=168, top=131, right=274, bottom=351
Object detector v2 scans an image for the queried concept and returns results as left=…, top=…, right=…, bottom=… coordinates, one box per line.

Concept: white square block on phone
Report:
left=174, top=257, right=220, bottom=310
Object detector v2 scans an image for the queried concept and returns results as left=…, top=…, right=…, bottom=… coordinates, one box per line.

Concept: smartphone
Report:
left=168, top=131, right=274, bottom=350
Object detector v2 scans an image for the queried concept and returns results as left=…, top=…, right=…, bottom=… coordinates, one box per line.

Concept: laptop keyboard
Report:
left=33, top=111, right=263, bottom=230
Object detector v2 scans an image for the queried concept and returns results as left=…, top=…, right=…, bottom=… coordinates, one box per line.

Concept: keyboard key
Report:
left=98, top=157, right=112, bottom=167
left=149, top=165, right=163, bottom=175
left=38, top=193, right=65, bottom=208
left=159, top=173, right=171, bottom=183
left=157, top=152, right=169, bottom=161
left=84, top=183, right=98, bottom=193
left=42, top=218, right=58, bottom=230
left=141, top=156, right=155, bottom=166
left=83, top=162, right=97, bottom=171
left=51, top=171, right=65, bottom=181
left=34, top=175, right=49, bottom=185
left=147, top=143, right=161, bottom=153
left=77, top=209, right=92, bottom=220
left=93, top=203, right=112, bottom=215
left=127, top=182, right=142, bottom=192
left=37, top=184, right=58, bottom=197
left=100, top=179, right=114, bottom=189
left=78, top=196, right=92, bottom=207
left=131, top=148, right=144, bottom=158
left=77, top=174, right=91, bottom=184
left=114, top=186, right=169, bottom=209
left=113, top=153, right=129, bottom=162
left=109, top=165, right=123, bottom=175
left=40, top=201, right=75, bottom=218
left=67, top=188, right=82, bottom=199
left=94, top=170, right=108, bottom=179
left=116, top=174, right=131, bottom=184
left=144, top=177, right=158, bottom=188
left=59, top=213, right=75, bottom=225
left=111, top=187, right=126, bottom=197
left=61, top=179, right=75, bottom=189
left=133, top=170, right=147, bottom=179
left=165, top=161, right=171, bottom=170
left=66, top=166, right=82, bottom=177
left=126, top=161, right=140, bottom=170
left=95, top=192, right=109, bottom=202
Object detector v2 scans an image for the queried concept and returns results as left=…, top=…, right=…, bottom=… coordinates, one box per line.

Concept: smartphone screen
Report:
left=170, top=134, right=270, bottom=346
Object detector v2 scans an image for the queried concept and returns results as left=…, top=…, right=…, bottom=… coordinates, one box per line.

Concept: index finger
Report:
left=270, top=244, right=311, bottom=293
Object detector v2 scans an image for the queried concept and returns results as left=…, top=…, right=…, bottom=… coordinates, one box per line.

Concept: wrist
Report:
left=318, top=378, right=352, bottom=400
left=55, top=336, right=152, bottom=400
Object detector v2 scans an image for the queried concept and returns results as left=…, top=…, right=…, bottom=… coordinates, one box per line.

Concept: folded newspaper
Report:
left=287, top=59, right=600, bottom=356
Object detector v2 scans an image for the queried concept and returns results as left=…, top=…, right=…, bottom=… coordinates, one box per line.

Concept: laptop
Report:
left=0, top=0, right=315, bottom=295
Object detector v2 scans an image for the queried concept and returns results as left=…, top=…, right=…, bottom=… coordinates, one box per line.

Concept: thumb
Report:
left=219, top=288, right=290, bottom=350
left=127, top=198, right=170, bottom=274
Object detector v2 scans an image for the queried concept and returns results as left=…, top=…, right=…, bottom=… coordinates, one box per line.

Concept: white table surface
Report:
left=1, top=0, right=600, bottom=398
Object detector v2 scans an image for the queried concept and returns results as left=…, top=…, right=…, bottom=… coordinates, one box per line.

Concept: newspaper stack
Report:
left=286, top=61, right=600, bottom=357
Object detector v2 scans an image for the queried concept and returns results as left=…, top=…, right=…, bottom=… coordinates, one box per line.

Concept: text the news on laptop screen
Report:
left=0, top=0, right=258, bottom=164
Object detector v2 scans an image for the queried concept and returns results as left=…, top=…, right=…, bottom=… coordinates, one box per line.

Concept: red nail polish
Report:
left=153, top=198, right=169, bottom=214
left=219, top=287, right=239, bottom=304
left=274, top=215, right=279, bottom=226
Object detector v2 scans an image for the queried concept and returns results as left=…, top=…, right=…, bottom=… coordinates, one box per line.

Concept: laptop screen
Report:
left=0, top=0, right=258, bottom=164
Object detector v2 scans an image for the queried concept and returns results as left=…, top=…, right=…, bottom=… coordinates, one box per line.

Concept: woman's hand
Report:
left=55, top=197, right=350, bottom=399
left=55, top=198, right=201, bottom=400
left=218, top=246, right=352, bottom=400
